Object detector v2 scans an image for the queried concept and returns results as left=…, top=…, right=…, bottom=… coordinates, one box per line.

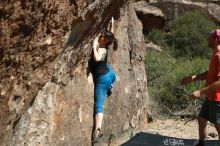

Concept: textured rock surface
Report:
left=133, top=0, right=150, bottom=2
left=150, top=0, right=220, bottom=24
left=134, top=0, right=220, bottom=32
left=146, top=42, right=162, bottom=52
left=0, top=0, right=148, bottom=146
left=134, top=1, right=166, bottom=32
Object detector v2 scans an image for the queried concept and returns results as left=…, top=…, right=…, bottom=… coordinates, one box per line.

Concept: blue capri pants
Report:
left=94, top=65, right=116, bottom=113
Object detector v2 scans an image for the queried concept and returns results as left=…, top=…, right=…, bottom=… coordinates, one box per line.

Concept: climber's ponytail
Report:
left=112, top=38, right=118, bottom=51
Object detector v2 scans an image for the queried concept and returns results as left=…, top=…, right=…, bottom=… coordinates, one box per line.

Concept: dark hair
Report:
left=102, top=30, right=118, bottom=50
left=104, top=31, right=114, bottom=45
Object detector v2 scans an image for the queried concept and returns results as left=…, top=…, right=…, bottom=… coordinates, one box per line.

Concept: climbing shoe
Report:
left=92, top=128, right=103, bottom=143
left=107, top=86, right=113, bottom=96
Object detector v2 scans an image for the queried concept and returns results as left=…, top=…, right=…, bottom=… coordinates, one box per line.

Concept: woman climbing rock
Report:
left=90, top=17, right=117, bottom=143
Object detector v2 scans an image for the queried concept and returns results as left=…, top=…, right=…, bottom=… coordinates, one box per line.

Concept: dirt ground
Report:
left=145, top=118, right=218, bottom=140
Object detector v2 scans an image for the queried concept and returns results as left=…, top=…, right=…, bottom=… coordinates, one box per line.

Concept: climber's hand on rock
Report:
left=93, top=34, right=100, bottom=49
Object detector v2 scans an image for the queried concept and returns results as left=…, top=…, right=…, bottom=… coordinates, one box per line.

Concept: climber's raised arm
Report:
left=107, top=17, right=114, bottom=34
left=110, top=17, right=114, bottom=34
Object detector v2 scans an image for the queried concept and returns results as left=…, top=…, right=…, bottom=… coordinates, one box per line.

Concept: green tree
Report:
left=145, top=50, right=209, bottom=111
left=169, top=10, right=216, bottom=58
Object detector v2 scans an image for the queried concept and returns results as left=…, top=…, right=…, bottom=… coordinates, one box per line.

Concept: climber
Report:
left=181, top=29, right=220, bottom=146
left=90, top=17, right=117, bottom=143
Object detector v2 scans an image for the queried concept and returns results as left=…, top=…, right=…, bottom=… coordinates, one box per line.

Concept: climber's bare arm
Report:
left=110, top=17, right=114, bottom=34
left=93, top=47, right=107, bottom=62
left=107, top=17, right=114, bottom=34
left=93, top=35, right=107, bottom=62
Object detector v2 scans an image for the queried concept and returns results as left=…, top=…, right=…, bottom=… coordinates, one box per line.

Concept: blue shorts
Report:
left=94, top=65, right=116, bottom=113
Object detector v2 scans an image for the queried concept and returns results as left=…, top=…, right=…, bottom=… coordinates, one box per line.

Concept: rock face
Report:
left=0, top=0, right=148, bottom=146
left=134, top=0, right=220, bottom=32
left=146, top=42, right=162, bottom=52
left=150, top=0, right=220, bottom=24
left=134, top=1, right=166, bottom=32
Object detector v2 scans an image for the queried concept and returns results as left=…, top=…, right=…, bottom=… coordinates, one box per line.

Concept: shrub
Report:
left=168, top=10, right=216, bottom=58
left=146, top=29, right=166, bottom=46
left=145, top=10, right=218, bottom=113
left=145, top=50, right=209, bottom=111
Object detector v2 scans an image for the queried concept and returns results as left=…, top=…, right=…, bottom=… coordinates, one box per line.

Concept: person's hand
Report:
left=111, top=17, right=114, bottom=25
left=93, top=34, right=100, bottom=49
left=190, top=90, right=201, bottom=99
left=181, top=75, right=195, bottom=85
left=109, top=17, right=114, bottom=34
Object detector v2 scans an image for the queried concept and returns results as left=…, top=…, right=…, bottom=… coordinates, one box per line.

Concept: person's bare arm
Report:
left=181, top=71, right=208, bottom=85
left=110, top=17, right=114, bottom=34
left=191, top=78, right=220, bottom=98
left=191, top=54, right=220, bottom=98
left=194, top=71, right=208, bottom=80
left=93, top=35, right=100, bottom=62
left=92, top=35, right=106, bottom=62
left=93, top=47, right=107, bottom=62
left=200, top=79, right=220, bottom=95
left=107, top=17, right=114, bottom=34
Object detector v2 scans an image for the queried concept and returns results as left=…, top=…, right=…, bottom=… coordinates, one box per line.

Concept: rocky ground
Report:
left=145, top=118, right=218, bottom=140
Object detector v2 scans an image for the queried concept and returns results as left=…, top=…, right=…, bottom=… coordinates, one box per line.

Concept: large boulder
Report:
left=146, top=42, right=162, bottom=52
left=134, top=1, right=166, bottom=32
left=134, top=0, right=220, bottom=32
left=150, top=0, right=220, bottom=24
left=133, top=0, right=150, bottom=2
left=0, top=0, right=148, bottom=146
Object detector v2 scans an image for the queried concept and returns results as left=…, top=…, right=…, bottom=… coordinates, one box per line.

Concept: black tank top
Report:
left=90, top=49, right=109, bottom=76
